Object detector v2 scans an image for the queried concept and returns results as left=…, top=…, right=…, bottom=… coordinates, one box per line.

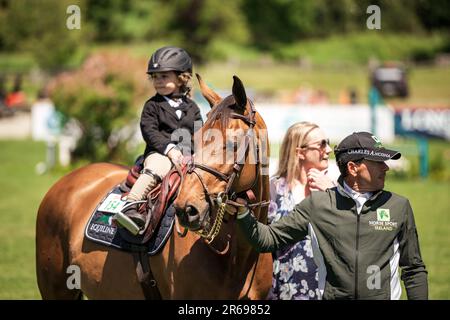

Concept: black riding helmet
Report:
left=147, top=46, right=192, bottom=74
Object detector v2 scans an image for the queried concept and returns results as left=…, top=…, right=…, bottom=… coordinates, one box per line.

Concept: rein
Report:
left=181, top=101, right=269, bottom=246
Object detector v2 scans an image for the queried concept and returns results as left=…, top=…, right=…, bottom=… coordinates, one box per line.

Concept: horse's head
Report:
left=173, top=74, right=269, bottom=238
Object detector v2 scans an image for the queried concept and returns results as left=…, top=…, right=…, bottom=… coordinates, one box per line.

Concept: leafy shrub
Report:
left=48, top=52, right=151, bottom=163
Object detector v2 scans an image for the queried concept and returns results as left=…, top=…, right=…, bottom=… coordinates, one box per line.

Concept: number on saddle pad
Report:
left=97, top=193, right=126, bottom=214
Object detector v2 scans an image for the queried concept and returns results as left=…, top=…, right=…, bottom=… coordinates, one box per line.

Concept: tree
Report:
left=84, top=0, right=173, bottom=42
left=0, top=0, right=87, bottom=71
left=243, top=0, right=316, bottom=49
left=415, top=0, right=450, bottom=31
left=48, top=52, right=150, bottom=163
left=168, top=0, right=249, bottom=63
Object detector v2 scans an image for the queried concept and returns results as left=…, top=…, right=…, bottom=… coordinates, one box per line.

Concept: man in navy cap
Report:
left=229, top=132, right=428, bottom=300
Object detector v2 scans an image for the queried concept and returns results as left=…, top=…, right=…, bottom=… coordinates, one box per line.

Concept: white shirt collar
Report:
left=343, top=181, right=373, bottom=214
left=343, top=181, right=372, bottom=199
left=163, top=95, right=182, bottom=108
left=163, top=95, right=183, bottom=119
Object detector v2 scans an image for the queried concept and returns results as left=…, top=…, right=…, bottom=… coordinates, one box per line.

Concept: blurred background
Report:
left=0, top=0, right=449, bottom=299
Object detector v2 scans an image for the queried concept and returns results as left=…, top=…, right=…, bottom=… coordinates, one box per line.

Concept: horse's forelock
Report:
left=204, top=95, right=251, bottom=132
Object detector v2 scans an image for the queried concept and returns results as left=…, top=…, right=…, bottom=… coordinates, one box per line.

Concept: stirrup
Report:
left=114, top=201, right=146, bottom=236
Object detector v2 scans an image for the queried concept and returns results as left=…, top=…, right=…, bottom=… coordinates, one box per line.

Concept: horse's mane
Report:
left=204, top=95, right=240, bottom=130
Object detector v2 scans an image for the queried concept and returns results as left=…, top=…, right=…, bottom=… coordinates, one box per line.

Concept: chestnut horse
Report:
left=35, top=75, right=272, bottom=299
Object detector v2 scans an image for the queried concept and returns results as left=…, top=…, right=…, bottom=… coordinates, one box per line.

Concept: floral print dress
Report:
left=266, top=176, right=319, bottom=300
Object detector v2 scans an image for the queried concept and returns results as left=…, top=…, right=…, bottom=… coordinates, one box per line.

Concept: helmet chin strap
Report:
left=166, top=88, right=191, bottom=99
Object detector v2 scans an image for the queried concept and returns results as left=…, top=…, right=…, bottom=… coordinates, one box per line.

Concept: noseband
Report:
left=183, top=101, right=269, bottom=243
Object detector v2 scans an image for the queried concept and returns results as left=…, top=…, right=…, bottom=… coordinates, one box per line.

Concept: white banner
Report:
left=256, top=104, right=395, bottom=145
left=198, top=103, right=395, bottom=145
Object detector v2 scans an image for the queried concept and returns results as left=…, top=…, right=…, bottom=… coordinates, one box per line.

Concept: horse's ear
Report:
left=232, top=75, right=247, bottom=111
left=196, top=73, right=222, bottom=108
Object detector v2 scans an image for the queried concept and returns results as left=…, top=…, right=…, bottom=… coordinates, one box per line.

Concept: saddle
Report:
left=118, top=156, right=187, bottom=244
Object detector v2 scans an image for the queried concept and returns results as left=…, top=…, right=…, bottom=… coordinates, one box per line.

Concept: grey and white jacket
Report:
left=237, top=177, right=428, bottom=300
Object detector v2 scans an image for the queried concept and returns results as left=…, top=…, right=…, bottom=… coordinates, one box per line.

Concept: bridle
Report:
left=181, top=100, right=269, bottom=243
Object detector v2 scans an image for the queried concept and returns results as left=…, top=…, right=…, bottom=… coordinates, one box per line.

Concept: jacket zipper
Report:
left=355, top=210, right=360, bottom=299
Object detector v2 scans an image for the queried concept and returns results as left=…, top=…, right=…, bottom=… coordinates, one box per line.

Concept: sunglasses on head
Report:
left=300, top=138, right=330, bottom=149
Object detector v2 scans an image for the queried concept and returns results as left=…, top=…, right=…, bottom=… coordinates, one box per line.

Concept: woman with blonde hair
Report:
left=268, top=121, right=335, bottom=300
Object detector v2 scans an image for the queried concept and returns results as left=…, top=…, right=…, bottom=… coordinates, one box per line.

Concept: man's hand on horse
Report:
left=225, top=197, right=248, bottom=216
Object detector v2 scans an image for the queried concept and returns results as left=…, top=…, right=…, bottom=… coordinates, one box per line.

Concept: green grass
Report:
left=0, top=140, right=60, bottom=299
left=389, top=67, right=450, bottom=106
left=0, top=52, right=36, bottom=73
left=3, top=32, right=450, bottom=106
left=385, top=179, right=450, bottom=299
left=196, top=64, right=450, bottom=106
left=0, top=140, right=449, bottom=299
left=86, top=32, right=450, bottom=105
left=275, top=32, right=447, bottom=66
